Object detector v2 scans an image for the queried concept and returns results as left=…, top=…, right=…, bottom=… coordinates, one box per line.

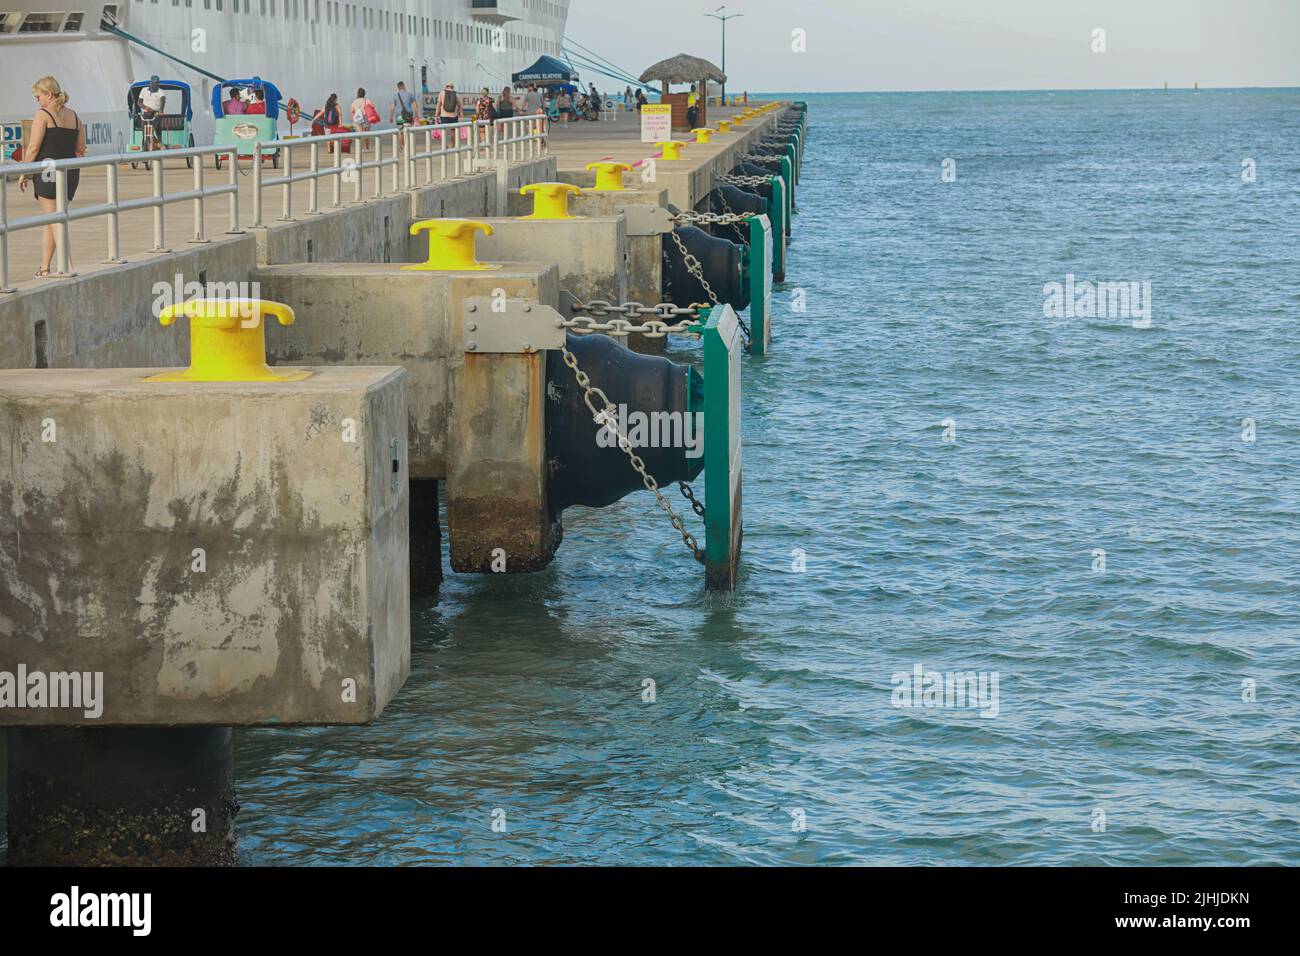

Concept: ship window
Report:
left=64, top=11, right=84, bottom=28
left=215, top=0, right=221, bottom=9
left=18, top=12, right=63, bottom=31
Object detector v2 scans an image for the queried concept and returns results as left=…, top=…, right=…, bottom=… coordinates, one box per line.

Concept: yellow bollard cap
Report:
left=519, top=182, right=583, bottom=219
left=691, top=128, right=715, bottom=144
left=146, top=298, right=310, bottom=383
left=716, top=120, right=732, bottom=133
left=656, top=141, right=685, bottom=160
left=405, top=218, right=499, bottom=271
left=584, top=161, right=633, bottom=191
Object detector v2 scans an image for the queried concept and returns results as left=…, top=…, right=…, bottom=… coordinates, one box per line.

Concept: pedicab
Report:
left=127, top=79, right=195, bottom=169
left=212, top=77, right=283, bottom=170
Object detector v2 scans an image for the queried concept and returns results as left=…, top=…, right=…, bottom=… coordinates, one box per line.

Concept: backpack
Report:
left=364, top=101, right=381, bottom=125
left=442, top=89, right=458, bottom=114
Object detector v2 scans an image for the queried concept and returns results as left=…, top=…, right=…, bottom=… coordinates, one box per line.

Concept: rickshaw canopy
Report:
left=212, top=78, right=284, bottom=119
left=127, top=79, right=193, bottom=121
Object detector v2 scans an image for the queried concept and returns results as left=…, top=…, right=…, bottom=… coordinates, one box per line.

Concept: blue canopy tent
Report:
left=211, top=77, right=284, bottom=119
left=511, top=55, right=577, bottom=86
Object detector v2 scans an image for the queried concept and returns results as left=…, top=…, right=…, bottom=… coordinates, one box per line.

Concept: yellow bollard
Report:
left=405, top=218, right=499, bottom=271
left=147, top=298, right=311, bottom=383
left=717, top=120, right=732, bottom=133
left=585, top=161, right=633, bottom=191
left=518, top=182, right=584, bottom=219
left=656, top=140, right=686, bottom=160
left=691, top=127, right=715, bottom=144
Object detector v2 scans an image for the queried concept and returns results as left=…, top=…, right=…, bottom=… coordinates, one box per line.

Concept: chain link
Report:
left=678, top=480, right=706, bottom=520
left=718, top=173, right=771, bottom=188
left=670, top=210, right=755, bottom=227
left=559, top=346, right=705, bottom=563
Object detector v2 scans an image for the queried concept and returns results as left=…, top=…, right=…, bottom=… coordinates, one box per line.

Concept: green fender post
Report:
left=702, top=304, right=744, bottom=590
left=768, top=176, right=787, bottom=282
left=781, top=153, right=796, bottom=213
left=747, top=214, right=773, bottom=353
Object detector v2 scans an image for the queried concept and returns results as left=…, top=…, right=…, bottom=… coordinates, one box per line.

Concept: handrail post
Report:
left=252, top=143, right=263, bottom=226
left=150, top=159, right=165, bottom=253
left=226, top=148, right=242, bottom=233
left=372, top=134, right=381, bottom=199
left=353, top=138, right=362, bottom=203
left=332, top=139, right=342, bottom=207
left=0, top=173, right=11, bottom=292
left=423, top=128, right=432, bottom=185
left=308, top=141, right=319, bottom=214
left=391, top=130, right=400, bottom=192
left=440, top=127, right=448, bottom=181
left=55, top=168, right=71, bottom=274
left=192, top=150, right=207, bottom=242
left=281, top=142, right=293, bottom=221
left=105, top=162, right=122, bottom=261
left=401, top=128, right=411, bottom=191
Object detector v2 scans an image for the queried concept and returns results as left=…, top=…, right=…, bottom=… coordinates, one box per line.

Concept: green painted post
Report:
left=702, top=304, right=743, bottom=590
left=768, top=176, right=787, bottom=282
left=747, top=214, right=772, bottom=353
left=781, top=154, right=796, bottom=213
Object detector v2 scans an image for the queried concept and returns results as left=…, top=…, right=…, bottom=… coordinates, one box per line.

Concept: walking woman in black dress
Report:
left=17, top=76, right=85, bottom=277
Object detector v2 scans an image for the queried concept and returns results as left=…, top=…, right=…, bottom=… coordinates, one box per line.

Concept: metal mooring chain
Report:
left=564, top=301, right=704, bottom=338
left=671, top=211, right=754, bottom=227
left=679, top=480, right=706, bottom=520
left=718, top=174, right=770, bottom=188
left=559, top=345, right=706, bottom=563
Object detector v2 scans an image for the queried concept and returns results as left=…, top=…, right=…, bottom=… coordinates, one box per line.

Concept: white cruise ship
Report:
left=0, top=0, right=570, bottom=156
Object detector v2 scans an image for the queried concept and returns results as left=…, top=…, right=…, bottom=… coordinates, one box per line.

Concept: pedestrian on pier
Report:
left=17, top=75, right=84, bottom=277
left=435, top=83, right=462, bottom=125
left=496, top=86, right=515, bottom=119
left=390, top=81, right=417, bottom=127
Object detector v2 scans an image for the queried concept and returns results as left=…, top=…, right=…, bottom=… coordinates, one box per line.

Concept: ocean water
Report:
left=30, top=90, right=1300, bottom=866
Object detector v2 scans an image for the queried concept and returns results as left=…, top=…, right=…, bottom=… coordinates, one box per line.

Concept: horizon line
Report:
left=744, top=84, right=1300, bottom=95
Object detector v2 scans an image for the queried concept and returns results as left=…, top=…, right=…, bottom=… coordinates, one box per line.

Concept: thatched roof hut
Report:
left=639, top=54, right=726, bottom=92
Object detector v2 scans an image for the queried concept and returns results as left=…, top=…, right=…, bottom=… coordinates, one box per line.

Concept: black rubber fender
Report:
left=708, top=185, right=766, bottom=244
left=661, top=225, right=748, bottom=311
left=732, top=162, right=774, bottom=200
left=545, top=333, right=704, bottom=510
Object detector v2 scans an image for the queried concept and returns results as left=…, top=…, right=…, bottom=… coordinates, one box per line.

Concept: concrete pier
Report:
left=0, top=101, right=809, bottom=864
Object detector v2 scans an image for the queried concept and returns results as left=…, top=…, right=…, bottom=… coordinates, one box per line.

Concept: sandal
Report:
left=34, top=268, right=50, bottom=278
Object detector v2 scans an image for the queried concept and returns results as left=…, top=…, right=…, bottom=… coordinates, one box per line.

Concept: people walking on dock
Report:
left=435, top=83, right=461, bottom=125
left=523, top=84, right=543, bottom=115
left=496, top=86, right=516, bottom=119
left=390, top=81, right=417, bottom=127
left=17, top=75, right=84, bottom=277
left=314, top=92, right=341, bottom=128
left=350, top=87, right=375, bottom=131
left=476, top=88, right=497, bottom=122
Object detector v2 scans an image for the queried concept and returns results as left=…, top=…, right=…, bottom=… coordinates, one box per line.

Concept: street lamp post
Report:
left=704, top=6, right=742, bottom=105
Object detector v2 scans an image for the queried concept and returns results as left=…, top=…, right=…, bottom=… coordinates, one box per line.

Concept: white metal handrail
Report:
left=0, top=114, right=549, bottom=293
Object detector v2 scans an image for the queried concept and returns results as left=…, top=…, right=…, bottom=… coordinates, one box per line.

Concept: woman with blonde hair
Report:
left=17, top=76, right=85, bottom=277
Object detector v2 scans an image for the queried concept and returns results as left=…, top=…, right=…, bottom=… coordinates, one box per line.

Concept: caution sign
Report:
left=640, top=103, right=672, bottom=143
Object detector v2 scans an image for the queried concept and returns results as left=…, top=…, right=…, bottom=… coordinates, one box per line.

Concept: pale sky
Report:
left=565, top=0, right=1300, bottom=92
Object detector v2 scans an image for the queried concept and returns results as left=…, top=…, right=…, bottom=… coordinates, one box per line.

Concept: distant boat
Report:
left=1194, top=82, right=1199, bottom=93
left=1164, top=82, right=1168, bottom=91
